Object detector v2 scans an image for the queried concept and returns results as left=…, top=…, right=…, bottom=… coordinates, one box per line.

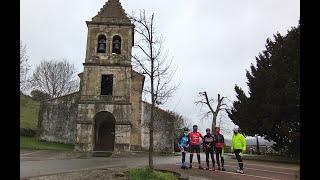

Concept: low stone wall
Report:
left=37, top=92, right=80, bottom=144
left=141, top=102, right=174, bottom=153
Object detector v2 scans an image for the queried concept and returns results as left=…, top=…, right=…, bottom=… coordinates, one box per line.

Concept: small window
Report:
left=97, top=35, right=106, bottom=53
left=101, top=75, right=113, bottom=95
left=112, top=35, right=121, bottom=54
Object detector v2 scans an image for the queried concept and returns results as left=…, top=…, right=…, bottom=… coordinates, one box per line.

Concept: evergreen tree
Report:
left=227, top=23, right=300, bottom=157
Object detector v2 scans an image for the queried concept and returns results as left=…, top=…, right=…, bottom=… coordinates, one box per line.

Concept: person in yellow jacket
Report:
left=231, top=126, right=246, bottom=174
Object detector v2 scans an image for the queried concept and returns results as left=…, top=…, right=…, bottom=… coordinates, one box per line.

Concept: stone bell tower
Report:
left=75, top=0, right=138, bottom=152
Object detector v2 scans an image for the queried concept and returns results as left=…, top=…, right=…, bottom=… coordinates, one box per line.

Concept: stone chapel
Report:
left=37, top=0, right=175, bottom=153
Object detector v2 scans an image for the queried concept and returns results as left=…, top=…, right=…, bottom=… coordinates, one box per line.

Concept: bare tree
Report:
left=20, top=41, right=31, bottom=93
left=31, top=59, right=79, bottom=98
left=130, top=10, right=179, bottom=170
left=195, top=92, right=229, bottom=131
left=216, top=110, right=234, bottom=136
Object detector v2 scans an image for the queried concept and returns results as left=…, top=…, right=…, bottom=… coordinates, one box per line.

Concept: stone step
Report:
left=91, top=151, right=113, bottom=157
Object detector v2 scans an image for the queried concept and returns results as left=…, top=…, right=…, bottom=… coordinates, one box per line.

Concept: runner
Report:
left=214, top=126, right=226, bottom=171
left=231, top=126, right=247, bottom=174
left=203, top=128, right=215, bottom=171
left=188, top=125, right=203, bottom=169
left=178, top=127, right=190, bottom=169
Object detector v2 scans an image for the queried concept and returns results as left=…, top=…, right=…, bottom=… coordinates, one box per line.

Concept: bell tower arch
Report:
left=84, top=0, right=133, bottom=66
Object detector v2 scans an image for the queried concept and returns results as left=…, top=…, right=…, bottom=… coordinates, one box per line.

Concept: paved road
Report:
left=156, top=159, right=300, bottom=180
left=20, top=149, right=181, bottom=178
left=21, top=150, right=300, bottom=179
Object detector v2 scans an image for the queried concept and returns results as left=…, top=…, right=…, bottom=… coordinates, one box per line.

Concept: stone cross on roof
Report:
left=91, top=0, right=131, bottom=25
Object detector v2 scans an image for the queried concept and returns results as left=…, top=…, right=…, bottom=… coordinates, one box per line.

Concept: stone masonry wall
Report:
left=38, top=92, right=80, bottom=144
left=141, top=102, right=174, bottom=153
left=129, top=70, right=144, bottom=150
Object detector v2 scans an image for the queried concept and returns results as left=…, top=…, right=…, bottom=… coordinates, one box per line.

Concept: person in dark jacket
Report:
left=178, top=127, right=190, bottom=169
left=214, top=127, right=226, bottom=171
left=203, top=128, right=216, bottom=170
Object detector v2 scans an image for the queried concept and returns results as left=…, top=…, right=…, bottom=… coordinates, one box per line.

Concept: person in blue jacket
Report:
left=178, top=127, right=190, bottom=169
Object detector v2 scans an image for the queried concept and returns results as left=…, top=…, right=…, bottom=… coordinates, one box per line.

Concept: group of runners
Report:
left=178, top=125, right=246, bottom=174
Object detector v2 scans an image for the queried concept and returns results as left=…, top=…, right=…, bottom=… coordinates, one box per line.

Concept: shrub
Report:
left=128, top=167, right=177, bottom=180
left=20, top=128, right=36, bottom=137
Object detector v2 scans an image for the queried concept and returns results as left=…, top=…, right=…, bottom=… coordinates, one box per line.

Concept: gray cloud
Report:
left=21, top=0, right=300, bottom=138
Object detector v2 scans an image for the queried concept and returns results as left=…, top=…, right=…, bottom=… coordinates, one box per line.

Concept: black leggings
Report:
left=182, top=152, right=186, bottom=163
left=180, top=147, right=187, bottom=164
left=215, top=148, right=224, bottom=167
left=234, top=149, right=243, bottom=170
left=190, top=145, right=201, bottom=164
left=205, top=148, right=215, bottom=167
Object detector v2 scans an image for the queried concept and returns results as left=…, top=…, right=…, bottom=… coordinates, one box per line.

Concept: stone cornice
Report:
left=83, top=62, right=131, bottom=67
left=78, top=100, right=131, bottom=105
left=115, top=122, right=131, bottom=125
left=75, top=121, right=132, bottom=126
left=86, top=21, right=133, bottom=27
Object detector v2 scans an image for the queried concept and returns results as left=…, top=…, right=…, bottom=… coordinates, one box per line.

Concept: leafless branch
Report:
left=20, top=41, right=32, bottom=93
left=130, top=10, right=180, bottom=169
left=31, top=59, right=79, bottom=98
left=195, top=92, right=229, bottom=130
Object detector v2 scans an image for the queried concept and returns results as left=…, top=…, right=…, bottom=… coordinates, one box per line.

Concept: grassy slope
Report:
left=20, top=136, right=74, bottom=151
left=20, top=94, right=40, bottom=130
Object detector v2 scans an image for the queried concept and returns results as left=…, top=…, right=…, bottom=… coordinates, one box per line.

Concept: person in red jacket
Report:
left=188, top=125, right=203, bottom=169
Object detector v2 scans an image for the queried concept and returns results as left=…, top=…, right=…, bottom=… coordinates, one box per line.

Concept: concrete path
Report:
left=20, top=149, right=180, bottom=179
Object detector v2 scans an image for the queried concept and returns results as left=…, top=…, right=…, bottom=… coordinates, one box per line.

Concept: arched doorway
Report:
left=94, top=111, right=115, bottom=151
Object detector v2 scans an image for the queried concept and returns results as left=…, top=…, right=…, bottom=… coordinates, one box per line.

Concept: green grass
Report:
left=20, top=94, right=40, bottom=130
left=127, top=167, right=178, bottom=180
left=20, top=136, right=74, bottom=151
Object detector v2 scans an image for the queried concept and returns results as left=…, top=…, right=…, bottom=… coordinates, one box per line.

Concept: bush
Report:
left=127, top=167, right=177, bottom=180
left=20, top=128, right=36, bottom=137
left=31, top=90, right=51, bottom=101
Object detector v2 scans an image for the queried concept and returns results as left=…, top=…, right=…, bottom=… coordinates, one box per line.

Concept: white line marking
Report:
left=174, top=163, right=285, bottom=180
left=176, top=161, right=299, bottom=171
left=224, top=161, right=299, bottom=171
left=224, top=164, right=295, bottom=175
left=21, top=151, right=41, bottom=157
left=219, top=170, right=281, bottom=180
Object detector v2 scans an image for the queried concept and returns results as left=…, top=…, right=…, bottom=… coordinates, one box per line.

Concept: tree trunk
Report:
left=211, top=113, right=217, bottom=132
left=131, top=12, right=176, bottom=171
left=149, top=103, right=154, bottom=170
left=256, top=135, right=260, bottom=155
left=149, top=19, right=154, bottom=170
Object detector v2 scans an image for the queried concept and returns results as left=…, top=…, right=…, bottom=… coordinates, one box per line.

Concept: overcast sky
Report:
left=20, top=0, right=300, bottom=138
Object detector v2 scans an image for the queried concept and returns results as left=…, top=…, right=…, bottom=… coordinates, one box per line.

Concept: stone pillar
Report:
left=114, top=124, right=131, bottom=151
left=74, top=103, right=95, bottom=152
left=75, top=123, right=94, bottom=152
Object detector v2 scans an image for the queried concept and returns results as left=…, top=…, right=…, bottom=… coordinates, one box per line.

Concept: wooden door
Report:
left=95, top=121, right=115, bottom=151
